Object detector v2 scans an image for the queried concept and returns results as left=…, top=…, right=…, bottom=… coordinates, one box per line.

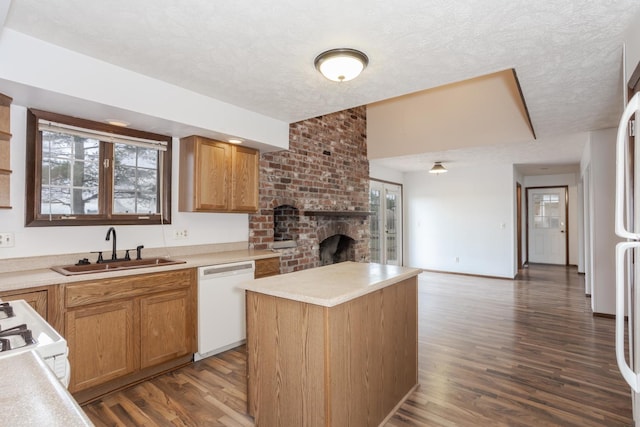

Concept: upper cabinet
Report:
left=231, top=145, right=260, bottom=212
left=179, top=135, right=259, bottom=213
left=0, top=93, right=12, bottom=209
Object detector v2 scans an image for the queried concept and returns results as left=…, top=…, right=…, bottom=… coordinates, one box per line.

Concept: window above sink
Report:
left=25, top=109, right=172, bottom=227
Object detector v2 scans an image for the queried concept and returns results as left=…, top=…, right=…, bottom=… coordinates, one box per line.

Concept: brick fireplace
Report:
left=249, top=106, right=370, bottom=273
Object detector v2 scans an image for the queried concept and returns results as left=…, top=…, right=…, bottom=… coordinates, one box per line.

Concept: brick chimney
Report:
left=249, top=106, right=370, bottom=273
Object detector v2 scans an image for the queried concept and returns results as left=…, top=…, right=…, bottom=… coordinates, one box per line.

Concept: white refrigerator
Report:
left=615, top=91, right=640, bottom=426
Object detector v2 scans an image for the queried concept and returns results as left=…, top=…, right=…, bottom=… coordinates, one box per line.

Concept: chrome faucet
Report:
left=105, top=227, right=117, bottom=261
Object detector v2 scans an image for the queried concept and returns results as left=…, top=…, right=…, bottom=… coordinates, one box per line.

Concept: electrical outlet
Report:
left=174, top=229, right=188, bottom=240
left=455, top=256, right=459, bottom=263
left=0, top=232, right=15, bottom=248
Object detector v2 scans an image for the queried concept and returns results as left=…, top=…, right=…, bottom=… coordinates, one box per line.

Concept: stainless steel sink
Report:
left=51, top=258, right=186, bottom=276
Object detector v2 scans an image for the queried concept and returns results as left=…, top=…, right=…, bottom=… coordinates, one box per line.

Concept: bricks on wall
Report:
left=249, top=106, right=370, bottom=273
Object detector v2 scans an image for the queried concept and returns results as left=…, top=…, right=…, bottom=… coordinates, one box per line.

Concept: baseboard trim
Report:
left=593, top=312, right=616, bottom=319
left=421, top=269, right=513, bottom=281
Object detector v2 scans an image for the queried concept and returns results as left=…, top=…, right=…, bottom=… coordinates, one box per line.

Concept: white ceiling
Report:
left=3, top=1, right=640, bottom=173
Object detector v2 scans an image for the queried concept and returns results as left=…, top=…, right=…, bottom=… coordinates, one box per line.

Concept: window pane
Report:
left=369, top=188, right=381, bottom=263
left=385, top=192, right=398, bottom=263
left=40, top=131, right=100, bottom=215
left=533, top=192, right=560, bottom=229
left=113, top=144, right=160, bottom=214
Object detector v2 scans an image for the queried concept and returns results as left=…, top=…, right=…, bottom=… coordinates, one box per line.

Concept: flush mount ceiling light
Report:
left=429, top=162, right=448, bottom=174
left=314, top=48, right=369, bottom=82
left=228, top=138, right=243, bottom=144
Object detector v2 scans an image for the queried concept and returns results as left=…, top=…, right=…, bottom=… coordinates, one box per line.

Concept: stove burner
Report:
left=0, top=302, right=14, bottom=320
left=0, top=324, right=36, bottom=352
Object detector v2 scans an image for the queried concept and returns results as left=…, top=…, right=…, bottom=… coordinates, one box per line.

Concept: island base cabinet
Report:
left=246, top=295, right=326, bottom=426
left=246, top=276, right=418, bottom=427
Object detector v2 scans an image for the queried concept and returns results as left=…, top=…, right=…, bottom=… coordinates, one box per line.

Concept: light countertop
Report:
left=239, top=261, right=421, bottom=307
left=0, top=247, right=279, bottom=293
left=0, top=350, right=94, bottom=426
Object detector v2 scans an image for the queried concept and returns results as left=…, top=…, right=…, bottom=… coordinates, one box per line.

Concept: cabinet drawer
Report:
left=65, top=268, right=194, bottom=308
left=255, top=257, right=280, bottom=278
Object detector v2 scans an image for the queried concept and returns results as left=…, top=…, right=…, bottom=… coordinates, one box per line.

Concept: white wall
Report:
left=0, top=104, right=250, bottom=260
left=624, top=8, right=640, bottom=83
left=0, top=29, right=289, bottom=150
left=522, top=173, right=579, bottom=266
left=0, top=26, right=297, bottom=261
left=369, top=162, right=404, bottom=184
left=405, top=163, right=515, bottom=278
left=581, top=128, right=621, bottom=315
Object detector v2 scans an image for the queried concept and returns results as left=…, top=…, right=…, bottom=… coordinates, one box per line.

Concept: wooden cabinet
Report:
left=231, top=145, right=259, bottom=212
left=0, top=286, right=64, bottom=333
left=140, top=289, right=192, bottom=369
left=246, top=276, right=418, bottom=426
left=179, top=135, right=259, bottom=213
left=254, top=257, right=280, bottom=278
left=0, top=287, right=48, bottom=320
left=65, top=300, right=136, bottom=391
left=0, top=93, right=12, bottom=209
left=179, top=136, right=231, bottom=211
left=64, top=268, right=196, bottom=398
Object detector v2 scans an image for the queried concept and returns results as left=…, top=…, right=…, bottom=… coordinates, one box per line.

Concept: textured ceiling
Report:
left=3, top=1, right=640, bottom=171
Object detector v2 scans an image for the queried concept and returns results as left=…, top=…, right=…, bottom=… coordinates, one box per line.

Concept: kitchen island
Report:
left=240, top=261, right=422, bottom=427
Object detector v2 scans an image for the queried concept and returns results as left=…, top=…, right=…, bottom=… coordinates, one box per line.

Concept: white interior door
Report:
left=528, top=187, right=567, bottom=265
left=370, top=180, right=402, bottom=265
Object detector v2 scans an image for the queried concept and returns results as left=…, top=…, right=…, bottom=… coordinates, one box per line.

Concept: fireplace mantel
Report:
left=302, top=210, right=372, bottom=217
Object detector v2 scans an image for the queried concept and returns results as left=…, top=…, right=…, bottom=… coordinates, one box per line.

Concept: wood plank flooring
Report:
left=82, top=264, right=633, bottom=426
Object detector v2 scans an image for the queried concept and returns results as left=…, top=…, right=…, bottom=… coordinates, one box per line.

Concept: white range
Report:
left=0, top=299, right=70, bottom=387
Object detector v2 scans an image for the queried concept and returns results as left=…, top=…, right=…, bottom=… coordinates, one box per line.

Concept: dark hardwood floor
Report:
left=83, top=264, right=633, bottom=426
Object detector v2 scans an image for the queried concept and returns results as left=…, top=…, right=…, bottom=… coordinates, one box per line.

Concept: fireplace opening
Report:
left=319, top=234, right=355, bottom=266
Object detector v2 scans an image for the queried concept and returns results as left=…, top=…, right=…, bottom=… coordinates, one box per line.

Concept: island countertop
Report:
left=239, top=261, right=421, bottom=307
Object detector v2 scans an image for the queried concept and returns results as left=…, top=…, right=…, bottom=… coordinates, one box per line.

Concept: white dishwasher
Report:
left=195, top=260, right=255, bottom=361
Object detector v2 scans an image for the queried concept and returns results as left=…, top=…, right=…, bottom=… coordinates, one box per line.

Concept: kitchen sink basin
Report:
left=51, top=258, right=187, bottom=276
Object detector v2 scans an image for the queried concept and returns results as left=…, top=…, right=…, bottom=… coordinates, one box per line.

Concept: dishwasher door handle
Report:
left=199, top=261, right=255, bottom=277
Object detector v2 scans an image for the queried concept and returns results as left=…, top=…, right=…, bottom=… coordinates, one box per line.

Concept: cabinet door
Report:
left=196, top=139, right=231, bottom=210
left=66, top=300, right=136, bottom=392
left=140, top=289, right=194, bottom=369
left=231, top=145, right=259, bottom=212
